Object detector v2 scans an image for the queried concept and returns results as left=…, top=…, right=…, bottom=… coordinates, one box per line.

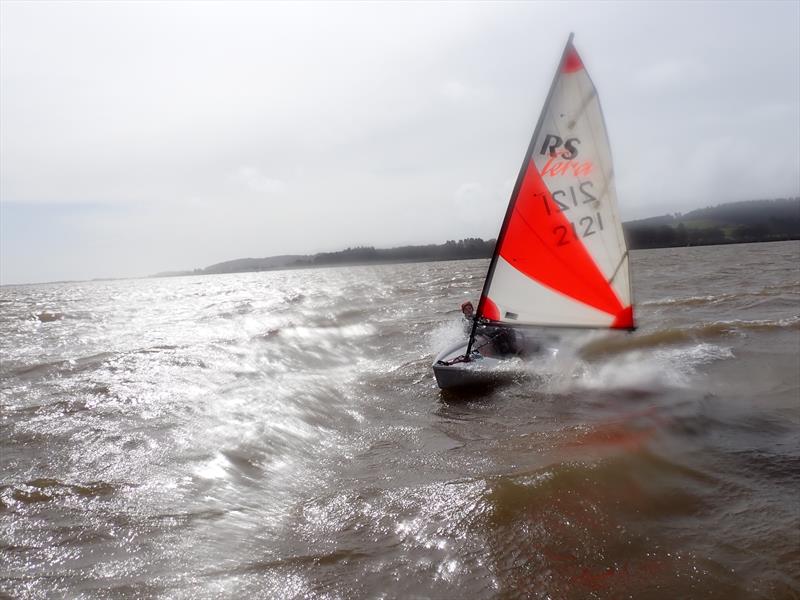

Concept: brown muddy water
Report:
left=1, top=241, right=799, bottom=599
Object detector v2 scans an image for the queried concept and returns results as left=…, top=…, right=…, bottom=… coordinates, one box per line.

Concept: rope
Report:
left=436, top=330, right=510, bottom=366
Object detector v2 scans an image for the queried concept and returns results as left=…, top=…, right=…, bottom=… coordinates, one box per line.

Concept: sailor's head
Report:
left=461, top=300, right=474, bottom=317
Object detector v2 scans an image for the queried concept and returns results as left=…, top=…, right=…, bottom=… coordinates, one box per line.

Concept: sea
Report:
left=1, top=241, right=799, bottom=599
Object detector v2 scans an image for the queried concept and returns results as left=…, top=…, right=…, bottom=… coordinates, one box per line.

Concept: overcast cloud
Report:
left=1, top=1, right=798, bottom=284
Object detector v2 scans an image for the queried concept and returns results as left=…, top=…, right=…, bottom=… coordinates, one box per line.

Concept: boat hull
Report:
left=432, top=332, right=556, bottom=390
left=432, top=341, right=506, bottom=390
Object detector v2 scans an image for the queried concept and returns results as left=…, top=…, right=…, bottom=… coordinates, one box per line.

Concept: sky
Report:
left=1, top=1, right=799, bottom=284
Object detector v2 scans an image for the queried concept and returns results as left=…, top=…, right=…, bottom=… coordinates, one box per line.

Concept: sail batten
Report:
left=475, top=37, right=634, bottom=332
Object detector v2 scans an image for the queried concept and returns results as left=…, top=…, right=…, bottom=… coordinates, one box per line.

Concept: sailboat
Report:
left=433, top=34, right=635, bottom=390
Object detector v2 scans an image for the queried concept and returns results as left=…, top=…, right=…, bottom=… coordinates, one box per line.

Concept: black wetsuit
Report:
left=463, top=317, right=520, bottom=356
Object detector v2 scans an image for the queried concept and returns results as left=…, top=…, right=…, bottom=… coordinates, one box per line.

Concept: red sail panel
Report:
left=611, top=305, right=634, bottom=329
left=562, top=47, right=584, bottom=73
left=480, top=296, right=501, bottom=321
left=497, top=161, right=627, bottom=320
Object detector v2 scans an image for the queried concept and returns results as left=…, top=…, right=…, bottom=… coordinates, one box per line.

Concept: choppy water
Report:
left=1, top=241, right=799, bottom=599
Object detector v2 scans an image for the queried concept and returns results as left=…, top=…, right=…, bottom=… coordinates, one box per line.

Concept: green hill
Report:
left=624, top=197, right=799, bottom=248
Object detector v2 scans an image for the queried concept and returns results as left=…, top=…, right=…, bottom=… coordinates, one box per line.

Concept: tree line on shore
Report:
left=293, top=238, right=495, bottom=266
left=297, top=197, right=800, bottom=265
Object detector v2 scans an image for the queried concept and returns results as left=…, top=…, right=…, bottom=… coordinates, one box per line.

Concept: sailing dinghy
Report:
left=433, top=35, right=635, bottom=390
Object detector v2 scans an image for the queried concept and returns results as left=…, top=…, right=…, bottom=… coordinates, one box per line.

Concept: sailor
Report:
left=460, top=300, right=520, bottom=356
left=460, top=300, right=476, bottom=336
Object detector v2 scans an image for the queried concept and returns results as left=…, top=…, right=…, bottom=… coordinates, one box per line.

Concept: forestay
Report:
left=477, top=36, right=634, bottom=330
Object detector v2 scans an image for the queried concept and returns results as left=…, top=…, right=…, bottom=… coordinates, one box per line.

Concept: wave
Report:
left=30, top=311, right=64, bottom=322
left=535, top=342, right=734, bottom=395
left=329, top=308, right=372, bottom=323
left=207, top=302, right=255, bottom=320
left=729, top=449, right=800, bottom=482
left=475, top=448, right=719, bottom=597
left=26, top=310, right=98, bottom=322
left=0, top=478, right=118, bottom=509
left=4, top=343, right=203, bottom=381
left=284, top=292, right=306, bottom=304
left=643, top=283, right=800, bottom=308
left=265, top=323, right=376, bottom=342
left=641, top=295, right=726, bottom=308
left=5, top=351, right=116, bottom=379
left=133, top=344, right=181, bottom=354
left=579, top=316, right=800, bottom=360
left=483, top=449, right=714, bottom=524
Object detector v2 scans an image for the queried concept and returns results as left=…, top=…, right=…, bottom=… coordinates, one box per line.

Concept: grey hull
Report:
left=432, top=333, right=558, bottom=390
left=432, top=340, right=505, bottom=390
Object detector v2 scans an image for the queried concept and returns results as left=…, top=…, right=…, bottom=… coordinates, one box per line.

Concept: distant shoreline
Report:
left=154, top=197, right=800, bottom=278
left=152, top=235, right=800, bottom=280
left=2, top=238, right=798, bottom=288
left=3, top=197, right=798, bottom=286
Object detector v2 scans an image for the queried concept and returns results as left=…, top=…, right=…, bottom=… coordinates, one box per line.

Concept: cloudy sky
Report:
left=1, top=1, right=798, bottom=284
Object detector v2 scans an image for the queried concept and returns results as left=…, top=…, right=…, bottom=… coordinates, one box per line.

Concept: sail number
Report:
left=535, top=181, right=605, bottom=245
left=554, top=214, right=604, bottom=246
left=541, top=181, right=597, bottom=215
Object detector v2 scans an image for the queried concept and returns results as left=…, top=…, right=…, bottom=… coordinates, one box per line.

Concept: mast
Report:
left=464, top=33, right=576, bottom=358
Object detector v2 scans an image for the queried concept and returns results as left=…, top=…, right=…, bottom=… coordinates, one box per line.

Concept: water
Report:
left=1, top=241, right=798, bottom=599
